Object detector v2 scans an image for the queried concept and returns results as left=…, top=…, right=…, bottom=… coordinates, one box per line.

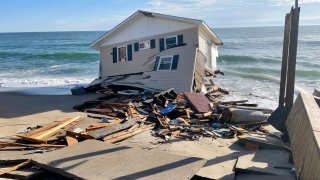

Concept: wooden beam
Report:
left=65, top=135, right=78, bottom=146
left=88, top=119, right=138, bottom=139
left=0, top=141, right=66, bottom=148
left=16, top=116, right=81, bottom=143
left=285, top=7, right=300, bottom=117
left=279, top=13, right=291, bottom=106
left=104, top=125, right=154, bottom=143
left=30, top=116, right=81, bottom=140
left=86, top=119, right=123, bottom=131
left=0, top=160, right=31, bottom=176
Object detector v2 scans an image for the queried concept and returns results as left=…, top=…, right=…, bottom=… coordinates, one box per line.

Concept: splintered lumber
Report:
left=0, top=141, right=66, bottom=148
left=66, top=131, right=93, bottom=140
left=104, top=124, right=154, bottom=143
left=32, top=140, right=206, bottom=180
left=153, top=111, right=169, bottom=128
left=219, top=105, right=273, bottom=114
left=0, top=167, right=45, bottom=180
left=20, top=122, right=61, bottom=137
left=29, top=116, right=81, bottom=139
left=16, top=116, right=81, bottom=143
left=0, top=159, right=31, bottom=176
left=128, top=103, right=139, bottom=119
left=220, top=100, right=248, bottom=105
left=86, top=119, right=123, bottom=131
left=65, top=135, right=78, bottom=146
left=183, top=92, right=211, bottom=113
left=88, top=119, right=138, bottom=139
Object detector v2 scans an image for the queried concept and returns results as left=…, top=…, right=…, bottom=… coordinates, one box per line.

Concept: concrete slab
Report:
left=120, top=130, right=239, bottom=180
left=236, top=174, right=295, bottom=180
left=32, top=140, right=207, bottom=180
left=235, top=149, right=293, bottom=176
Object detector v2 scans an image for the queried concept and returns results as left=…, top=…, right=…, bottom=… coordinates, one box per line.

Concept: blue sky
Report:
left=0, top=0, right=320, bottom=32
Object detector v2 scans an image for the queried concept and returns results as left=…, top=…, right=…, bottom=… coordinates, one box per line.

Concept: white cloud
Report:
left=270, top=0, right=320, bottom=6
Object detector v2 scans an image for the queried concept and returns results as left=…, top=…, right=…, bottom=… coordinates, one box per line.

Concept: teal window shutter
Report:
left=171, top=55, right=179, bottom=70
left=112, top=47, right=117, bottom=63
left=134, top=42, right=139, bottom=52
left=127, top=44, right=132, bottom=61
left=159, top=38, right=165, bottom=51
left=178, top=35, right=183, bottom=46
left=150, top=39, right=156, bottom=49
left=153, top=56, right=160, bottom=71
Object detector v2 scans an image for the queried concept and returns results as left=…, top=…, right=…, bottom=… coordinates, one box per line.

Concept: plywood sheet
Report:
left=235, top=150, right=292, bottom=176
left=32, top=140, right=207, bottom=180
left=183, top=92, right=211, bottom=113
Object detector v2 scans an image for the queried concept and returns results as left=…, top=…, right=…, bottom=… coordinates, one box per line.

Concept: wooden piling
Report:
left=285, top=7, right=300, bottom=117
left=278, top=13, right=291, bottom=107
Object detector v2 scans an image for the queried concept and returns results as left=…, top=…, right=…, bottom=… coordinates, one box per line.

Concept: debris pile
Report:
left=1, top=87, right=274, bottom=149
left=0, top=86, right=295, bottom=179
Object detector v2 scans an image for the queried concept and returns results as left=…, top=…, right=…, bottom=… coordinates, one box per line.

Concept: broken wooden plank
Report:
left=33, top=116, right=81, bottom=139
left=104, top=125, right=154, bottom=143
left=0, top=167, right=45, bottom=180
left=18, top=122, right=61, bottom=138
left=16, top=116, right=81, bottom=143
left=32, top=140, right=206, bottom=180
left=183, top=92, right=211, bottom=113
left=65, top=135, right=78, bottom=146
left=237, top=134, right=286, bottom=150
left=66, top=131, right=93, bottom=140
left=0, top=141, right=66, bottom=148
left=0, top=159, right=31, bottom=176
left=86, top=119, right=123, bottom=131
left=220, top=100, right=248, bottom=105
left=88, top=119, right=138, bottom=139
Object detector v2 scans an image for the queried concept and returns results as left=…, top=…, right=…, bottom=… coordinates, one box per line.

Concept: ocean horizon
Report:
left=0, top=26, right=319, bottom=109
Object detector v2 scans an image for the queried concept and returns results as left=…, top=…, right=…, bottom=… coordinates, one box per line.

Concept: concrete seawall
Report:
left=286, top=91, right=320, bottom=180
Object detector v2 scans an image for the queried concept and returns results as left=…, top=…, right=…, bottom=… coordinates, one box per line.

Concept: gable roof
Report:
left=90, top=10, right=223, bottom=48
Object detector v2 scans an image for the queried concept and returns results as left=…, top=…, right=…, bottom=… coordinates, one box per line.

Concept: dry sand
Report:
left=0, top=91, right=102, bottom=138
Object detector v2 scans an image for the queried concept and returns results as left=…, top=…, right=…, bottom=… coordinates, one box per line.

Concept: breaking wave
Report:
left=218, top=55, right=280, bottom=64
left=0, top=51, right=98, bottom=62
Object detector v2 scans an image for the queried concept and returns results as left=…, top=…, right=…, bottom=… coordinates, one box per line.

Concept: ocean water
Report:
left=0, top=31, right=102, bottom=87
left=0, top=26, right=319, bottom=108
left=214, top=26, right=320, bottom=109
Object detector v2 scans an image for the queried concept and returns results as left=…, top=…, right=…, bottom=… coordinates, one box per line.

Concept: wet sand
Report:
left=0, top=91, right=102, bottom=138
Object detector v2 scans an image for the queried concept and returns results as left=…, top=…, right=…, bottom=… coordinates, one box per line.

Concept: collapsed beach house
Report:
left=90, top=10, right=223, bottom=93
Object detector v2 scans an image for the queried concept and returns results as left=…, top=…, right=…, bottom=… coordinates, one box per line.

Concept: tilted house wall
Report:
left=91, top=10, right=222, bottom=93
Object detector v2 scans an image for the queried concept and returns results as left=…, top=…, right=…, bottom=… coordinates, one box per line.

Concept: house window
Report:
left=158, top=56, right=173, bottom=70
left=139, top=41, right=150, bottom=50
left=118, top=46, right=127, bottom=62
left=165, top=36, right=177, bottom=49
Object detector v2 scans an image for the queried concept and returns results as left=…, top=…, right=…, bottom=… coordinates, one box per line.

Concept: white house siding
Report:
left=143, top=29, right=198, bottom=93
left=198, top=28, right=218, bottom=71
left=99, top=14, right=197, bottom=47
left=99, top=27, right=198, bottom=83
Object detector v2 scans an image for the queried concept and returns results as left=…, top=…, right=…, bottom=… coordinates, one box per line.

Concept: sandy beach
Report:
left=0, top=91, right=102, bottom=138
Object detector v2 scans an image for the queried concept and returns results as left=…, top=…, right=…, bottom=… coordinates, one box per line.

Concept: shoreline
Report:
left=0, top=85, right=75, bottom=95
